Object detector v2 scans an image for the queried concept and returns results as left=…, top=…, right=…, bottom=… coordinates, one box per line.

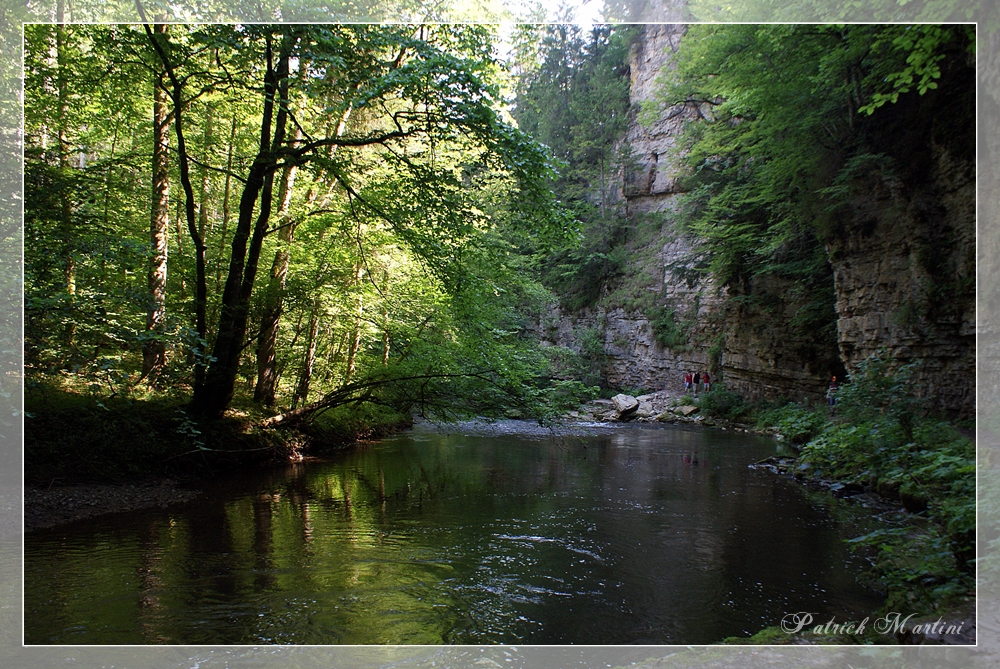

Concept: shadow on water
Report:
left=24, top=421, right=886, bottom=644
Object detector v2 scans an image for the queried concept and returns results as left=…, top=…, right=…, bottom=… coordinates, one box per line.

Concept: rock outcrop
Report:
left=825, top=93, right=976, bottom=415
left=540, top=24, right=975, bottom=419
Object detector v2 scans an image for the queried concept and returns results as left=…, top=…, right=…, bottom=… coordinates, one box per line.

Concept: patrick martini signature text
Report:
left=781, top=612, right=967, bottom=637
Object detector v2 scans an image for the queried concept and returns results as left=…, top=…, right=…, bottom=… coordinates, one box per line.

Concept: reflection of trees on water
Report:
left=25, top=428, right=885, bottom=644
left=136, top=521, right=167, bottom=642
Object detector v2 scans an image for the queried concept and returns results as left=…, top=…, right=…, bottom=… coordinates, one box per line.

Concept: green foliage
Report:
left=707, top=336, right=724, bottom=373
left=858, top=25, right=976, bottom=114
left=24, top=383, right=289, bottom=484
left=545, top=344, right=603, bottom=388
left=756, top=403, right=828, bottom=445
left=694, top=388, right=748, bottom=421
left=511, top=25, right=635, bottom=312
left=848, top=527, right=972, bottom=612
left=798, top=353, right=975, bottom=593
left=684, top=0, right=992, bottom=28
left=538, top=379, right=600, bottom=415
left=538, top=327, right=607, bottom=390
left=23, top=22, right=574, bottom=424
left=307, top=403, right=412, bottom=447
left=647, top=305, right=689, bottom=349
left=833, top=354, right=926, bottom=440
left=660, top=23, right=973, bottom=342
left=712, top=352, right=977, bottom=614
left=545, top=220, right=628, bottom=311
left=512, top=24, right=632, bottom=207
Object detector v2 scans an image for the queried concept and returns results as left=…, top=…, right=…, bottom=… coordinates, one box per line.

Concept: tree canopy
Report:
left=24, top=22, right=583, bottom=422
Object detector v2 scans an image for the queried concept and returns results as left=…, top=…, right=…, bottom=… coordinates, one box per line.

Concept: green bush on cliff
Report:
left=648, top=305, right=689, bottom=349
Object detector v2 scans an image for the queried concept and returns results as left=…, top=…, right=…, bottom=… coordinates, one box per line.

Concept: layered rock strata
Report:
left=541, top=24, right=975, bottom=419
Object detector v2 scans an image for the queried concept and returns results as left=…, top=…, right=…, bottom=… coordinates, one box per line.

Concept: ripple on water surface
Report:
left=25, top=422, right=887, bottom=644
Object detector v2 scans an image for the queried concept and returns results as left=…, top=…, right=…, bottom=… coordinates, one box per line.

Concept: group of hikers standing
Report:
left=679, top=369, right=840, bottom=412
left=683, top=370, right=710, bottom=395
left=684, top=362, right=838, bottom=416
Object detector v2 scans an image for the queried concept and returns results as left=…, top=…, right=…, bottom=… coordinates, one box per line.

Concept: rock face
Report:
left=540, top=24, right=975, bottom=419
left=623, top=23, right=691, bottom=212
left=825, top=95, right=976, bottom=416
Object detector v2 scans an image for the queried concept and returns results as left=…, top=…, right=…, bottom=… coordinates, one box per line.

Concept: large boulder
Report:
left=612, top=394, right=639, bottom=418
left=675, top=405, right=699, bottom=417
left=634, top=401, right=655, bottom=418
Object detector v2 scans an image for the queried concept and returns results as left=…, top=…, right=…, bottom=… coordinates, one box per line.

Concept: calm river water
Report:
left=25, top=420, right=886, bottom=644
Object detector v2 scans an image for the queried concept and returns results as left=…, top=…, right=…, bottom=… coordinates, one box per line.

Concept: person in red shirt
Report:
left=684, top=371, right=693, bottom=393
left=702, top=371, right=710, bottom=393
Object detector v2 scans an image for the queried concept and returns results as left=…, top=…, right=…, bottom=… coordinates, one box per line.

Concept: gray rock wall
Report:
left=826, top=141, right=976, bottom=417
left=542, top=24, right=975, bottom=419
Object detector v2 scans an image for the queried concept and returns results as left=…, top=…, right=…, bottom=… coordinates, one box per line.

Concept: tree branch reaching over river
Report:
left=258, top=370, right=525, bottom=428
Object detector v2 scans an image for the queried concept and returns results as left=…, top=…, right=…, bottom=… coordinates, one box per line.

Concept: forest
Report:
left=25, top=19, right=975, bottom=462
left=22, top=15, right=980, bottom=645
left=24, top=22, right=592, bottom=458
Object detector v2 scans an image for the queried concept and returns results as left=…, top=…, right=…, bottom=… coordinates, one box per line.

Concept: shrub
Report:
left=756, top=403, right=827, bottom=444
left=848, top=527, right=972, bottom=612
left=834, top=353, right=925, bottom=440
left=696, top=388, right=747, bottom=420
left=647, top=305, right=688, bottom=349
left=800, top=353, right=975, bottom=581
left=544, top=379, right=600, bottom=412
left=575, top=327, right=607, bottom=387
left=307, top=403, right=412, bottom=447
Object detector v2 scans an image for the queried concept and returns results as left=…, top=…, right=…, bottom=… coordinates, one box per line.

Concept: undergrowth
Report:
left=692, top=354, right=975, bottom=619
left=788, top=355, right=974, bottom=614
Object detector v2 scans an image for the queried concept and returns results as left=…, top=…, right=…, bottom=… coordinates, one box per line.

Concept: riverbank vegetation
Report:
left=512, top=21, right=976, bottom=627
left=659, top=23, right=975, bottom=345
left=689, top=354, right=975, bottom=627
left=24, top=22, right=599, bottom=473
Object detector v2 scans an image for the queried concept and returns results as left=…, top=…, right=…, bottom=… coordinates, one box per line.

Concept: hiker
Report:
left=826, top=375, right=838, bottom=414
left=702, top=371, right=710, bottom=393
left=693, top=371, right=701, bottom=395
left=684, top=371, right=693, bottom=393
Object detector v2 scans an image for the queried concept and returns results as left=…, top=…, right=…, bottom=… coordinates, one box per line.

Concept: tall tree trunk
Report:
left=215, top=115, right=237, bottom=299
left=255, top=75, right=353, bottom=406
left=197, top=102, right=214, bottom=247
left=380, top=268, right=390, bottom=366
left=193, top=33, right=295, bottom=416
left=172, top=200, right=187, bottom=300
left=142, top=26, right=170, bottom=377
left=292, top=298, right=321, bottom=409
left=143, top=22, right=208, bottom=390
left=600, top=154, right=606, bottom=219
left=253, top=123, right=301, bottom=406
left=345, top=264, right=364, bottom=384
left=321, top=324, right=341, bottom=383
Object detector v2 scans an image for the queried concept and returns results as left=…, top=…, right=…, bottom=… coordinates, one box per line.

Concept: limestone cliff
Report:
left=824, top=85, right=976, bottom=416
left=541, top=24, right=975, bottom=419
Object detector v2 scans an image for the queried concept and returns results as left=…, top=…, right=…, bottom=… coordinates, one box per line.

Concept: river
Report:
left=24, top=420, right=886, bottom=644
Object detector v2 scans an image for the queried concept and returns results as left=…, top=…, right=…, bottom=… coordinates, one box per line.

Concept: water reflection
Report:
left=25, top=422, right=885, bottom=644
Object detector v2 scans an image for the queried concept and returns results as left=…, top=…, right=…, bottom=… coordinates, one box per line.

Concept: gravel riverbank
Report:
left=24, top=481, right=200, bottom=531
